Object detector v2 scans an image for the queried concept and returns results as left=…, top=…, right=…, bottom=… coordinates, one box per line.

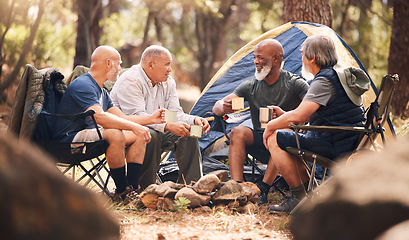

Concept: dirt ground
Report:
left=113, top=202, right=293, bottom=240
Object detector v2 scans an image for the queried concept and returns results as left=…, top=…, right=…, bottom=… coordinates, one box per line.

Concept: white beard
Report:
left=301, top=64, right=314, bottom=81
left=255, top=64, right=272, bottom=81
left=107, top=67, right=118, bottom=82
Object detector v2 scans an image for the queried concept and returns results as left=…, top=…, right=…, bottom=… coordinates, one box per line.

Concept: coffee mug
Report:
left=164, top=110, right=177, bottom=123
left=259, top=107, right=273, bottom=128
left=231, top=97, right=244, bottom=110
left=190, top=125, right=203, bottom=138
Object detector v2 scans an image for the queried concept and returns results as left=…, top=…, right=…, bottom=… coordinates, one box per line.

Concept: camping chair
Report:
left=286, top=74, right=399, bottom=201
left=9, top=65, right=112, bottom=198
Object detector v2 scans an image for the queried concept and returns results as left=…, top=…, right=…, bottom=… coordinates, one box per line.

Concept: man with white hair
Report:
left=212, top=39, right=309, bottom=203
left=110, top=45, right=210, bottom=189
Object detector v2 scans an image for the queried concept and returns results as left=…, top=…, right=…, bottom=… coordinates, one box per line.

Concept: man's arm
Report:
left=107, top=106, right=165, bottom=125
left=212, top=93, right=238, bottom=116
left=88, top=104, right=151, bottom=142
left=263, top=100, right=320, bottom=149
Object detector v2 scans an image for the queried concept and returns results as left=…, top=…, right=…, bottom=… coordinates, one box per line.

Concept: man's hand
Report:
left=263, top=124, right=276, bottom=150
left=132, top=124, right=152, bottom=143
left=194, top=117, right=211, bottom=135
left=268, top=105, right=285, bottom=119
left=222, top=98, right=234, bottom=114
left=165, top=122, right=190, bottom=137
left=151, top=109, right=166, bottom=124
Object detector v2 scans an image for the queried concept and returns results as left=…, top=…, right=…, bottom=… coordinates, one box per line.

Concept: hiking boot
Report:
left=268, top=196, right=300, bottom=214
left=112, top=185, right=134, bottom=203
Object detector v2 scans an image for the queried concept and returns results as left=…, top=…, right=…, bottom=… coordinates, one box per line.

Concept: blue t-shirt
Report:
left=53, top=73, right=114, bottom=142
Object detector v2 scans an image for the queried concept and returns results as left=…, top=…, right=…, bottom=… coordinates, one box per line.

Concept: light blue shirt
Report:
left=110, top=64, right=196, bottom=133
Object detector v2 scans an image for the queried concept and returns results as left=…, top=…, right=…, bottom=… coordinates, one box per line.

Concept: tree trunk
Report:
left=389, top=0, right=409, bottom=118
left=0, top=0, right=45, bottom=93
left=73, top=0, right=102, bottom=68
left=283, top=0, right=333, bottom=28
left=195, top=0, right=235, bottom=91
left=355, top=0, right=372, bottom=69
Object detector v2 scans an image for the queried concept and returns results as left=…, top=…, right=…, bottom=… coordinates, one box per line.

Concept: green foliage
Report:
left=332, top=0, right=393, bottom=87
left=174, top=196, right=190, bottom=212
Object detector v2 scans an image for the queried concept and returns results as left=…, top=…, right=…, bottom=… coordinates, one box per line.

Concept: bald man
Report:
left=212, top=39, right=309, bottom=203
left=54, top=46, right=165, bottom=201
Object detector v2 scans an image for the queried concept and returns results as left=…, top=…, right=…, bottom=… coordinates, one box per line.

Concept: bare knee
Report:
left=267, top=131, right=279, bottom=150
left=103, top=129, right=125, bottom=147
left=230, top=126, right=253, bottom=146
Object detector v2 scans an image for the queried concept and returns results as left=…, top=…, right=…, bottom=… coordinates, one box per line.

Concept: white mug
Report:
left=259, top=107, right=273, bottom=128
left=190, top=125, right=203, bottom=138
left=164, top=110, right=177, bottom=123
left=231, top=97, right=244, bottom=110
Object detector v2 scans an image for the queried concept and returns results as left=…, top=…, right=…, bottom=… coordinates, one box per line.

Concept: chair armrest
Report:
left=289, top=123, right=373, bottom=134
left=41, top=109, right=96, bottom=120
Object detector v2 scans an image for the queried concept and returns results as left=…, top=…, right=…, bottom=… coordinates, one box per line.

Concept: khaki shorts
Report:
left=73, top=128, right=105, bottom=142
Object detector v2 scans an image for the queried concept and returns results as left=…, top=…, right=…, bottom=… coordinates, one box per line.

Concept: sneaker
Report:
left=258, top=191, right=268, bottom=205
left=256, top=181, right=270, bottom=205
left=268, top=196, right=300, bottom=214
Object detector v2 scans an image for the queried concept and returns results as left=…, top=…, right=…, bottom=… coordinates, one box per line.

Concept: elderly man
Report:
left=262, top=35, right=369, bottom=213
left=54, top=46, right=164, bottom=200
left=212, top=39, right=309, bottom=202
left=110, top=45, right=210, bottom=188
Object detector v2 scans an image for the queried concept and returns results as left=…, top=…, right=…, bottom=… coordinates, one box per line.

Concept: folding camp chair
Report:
left=286, top=74, right=399, bottom=203
left=9, top=65, right=112, bottom=198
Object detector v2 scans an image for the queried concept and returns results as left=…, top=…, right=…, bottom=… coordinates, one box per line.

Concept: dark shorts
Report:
left=245, top=128, right=270, bottom=164
left=276, top=130, right=335, bottom=160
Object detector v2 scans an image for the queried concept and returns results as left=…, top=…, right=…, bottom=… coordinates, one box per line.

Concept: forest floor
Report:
left=112, top=191, right=293, bottom=240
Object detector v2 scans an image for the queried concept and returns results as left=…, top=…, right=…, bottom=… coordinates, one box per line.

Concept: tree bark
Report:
left=0, top=0, right=45, bottom=93
left=195, top=0, right=235, bottom=91
left=389, top=0, right=409, bottom=118
left=283, top=0, right=333, bottom=28
left=73, top=0, right=102, bottom=68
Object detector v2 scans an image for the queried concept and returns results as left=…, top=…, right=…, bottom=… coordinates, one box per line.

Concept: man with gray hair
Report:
left=110, top=45, right=210, bottom=189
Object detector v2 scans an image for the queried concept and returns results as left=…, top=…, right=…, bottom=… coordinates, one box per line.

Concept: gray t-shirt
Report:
left=234, top=69, right=309, bottom=130
left=303, top=76, right=336, bottom=106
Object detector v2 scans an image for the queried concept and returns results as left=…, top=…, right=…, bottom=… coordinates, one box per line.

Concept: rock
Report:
left=157, top=197, right=175, bottom=211
left=192, top=174, right=221, bottom=194
left=207, top=170, right=229, bottom=182
left=143, top=184, right=158, bottom=194
left=155, top=184, right=172, bottom=197
left=193, top=206, right=213, bottom=213
left=238, top=202, right=258, bottom=214
left=291, top=136, right=409, bottom=240
left=227, top=200, right=240, bottom=210
left=240, top=182, right=260, bottom=204
left=212, top=180, right=245, bottom=202
left=375, top=219, right=409, bottom=240
left=0, top=134, right=119, bottom=240
left=162, top=181, right=184, bottom=190
left=174, top=187, right=211, bottom=208
left=140, top=193, right=159, bottom=209
left=163, top=188, right=178, bottom=198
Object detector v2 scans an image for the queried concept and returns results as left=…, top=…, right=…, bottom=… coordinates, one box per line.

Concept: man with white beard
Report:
left=212, top=39, right=309, bottom=203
